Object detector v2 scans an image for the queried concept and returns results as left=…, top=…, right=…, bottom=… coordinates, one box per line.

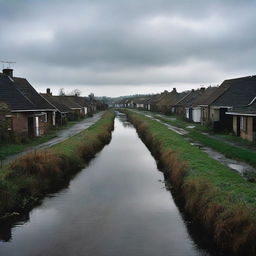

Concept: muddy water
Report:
left=0, top=113, right=221, bottom=256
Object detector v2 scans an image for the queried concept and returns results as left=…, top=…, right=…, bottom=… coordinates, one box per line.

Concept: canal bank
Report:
left=125, top=110, right=256, bottom=255
left=0, top=111, right=114, bottom=220
left=0, top=112, right=222, bottom=256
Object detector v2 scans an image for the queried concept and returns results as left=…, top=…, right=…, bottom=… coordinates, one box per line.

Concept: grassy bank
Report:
left=126, top=110, right=256, bottom=255
left=0, top=119, right=84, bottom=161
left=153, top=114, right=256, bottom=168
left=0, top=111, right=114, bottom=220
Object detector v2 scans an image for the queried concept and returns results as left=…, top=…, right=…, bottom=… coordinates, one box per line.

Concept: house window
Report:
left=240, top=116, right=247, bottom=131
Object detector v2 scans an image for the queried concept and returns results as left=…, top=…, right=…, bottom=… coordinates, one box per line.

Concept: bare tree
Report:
left=68, top=89, right=81, bottom=96
left=59, top=88, right=65, bottom=96
left=88, top=93, right=95, bottom=100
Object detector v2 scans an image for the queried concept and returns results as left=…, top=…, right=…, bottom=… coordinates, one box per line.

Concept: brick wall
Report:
left=233, top=116, right=237, bottom=135
left=12, top=113, right=28, bottom=135
left=241, top=116, right=253, bottom=142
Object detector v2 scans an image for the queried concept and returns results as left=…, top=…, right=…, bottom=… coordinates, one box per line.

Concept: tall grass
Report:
left=126, top=110, right=256, bottom=255
left=0, top=111, right=114, bottom=220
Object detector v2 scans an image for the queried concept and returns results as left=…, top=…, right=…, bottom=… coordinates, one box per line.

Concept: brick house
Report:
left=174, top=89, right=204, bottom=121
left=0, top=101, right=12, bottom=142
left=155, top=88, right=189, bottom=115
left=40, top=89, right=71, bottom=126
left=0, top=69, right=56, bottom=137
left=207, top=76, right=256, bottom=132
left=226, top=100, right=256, bottom=142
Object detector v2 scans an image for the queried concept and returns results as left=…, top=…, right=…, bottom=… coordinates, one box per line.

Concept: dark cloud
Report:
left=0, top=0, right=255, bottom=96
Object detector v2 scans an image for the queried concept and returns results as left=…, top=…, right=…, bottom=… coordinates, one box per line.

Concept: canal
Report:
left=0, top=113, right=222, bottom=256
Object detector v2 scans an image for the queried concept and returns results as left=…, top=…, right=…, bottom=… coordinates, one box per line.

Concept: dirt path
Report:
left=2, top=112, right=105, bottom=166
left=135, top=110, right=256, bottom=180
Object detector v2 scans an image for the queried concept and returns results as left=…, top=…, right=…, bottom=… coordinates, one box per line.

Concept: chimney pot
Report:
left=3, top=68, right=13, bottom=77
left=46, top=88, right=52, bottom=95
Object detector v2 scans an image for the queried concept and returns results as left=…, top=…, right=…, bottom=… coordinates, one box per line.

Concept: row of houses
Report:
left=0, top=68, right=107, bottom=139
left=116, top=76, right=256, bottom=142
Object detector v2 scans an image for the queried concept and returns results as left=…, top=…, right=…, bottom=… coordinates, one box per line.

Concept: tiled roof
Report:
left=227, top=100, right=256, bottom=116
left=57, top=96, right=86, bottom=109
left=71, top=96, right=91, bottom=107
left=156, top=89, right=189, bottom=107
left=0, top=72, right=56, bottom=112
left=0, top=73, right=51, bottom=111
left=13, top=77, right=54, bottom=110
left=193, top=86, right=219, bottom=106
left=212, top=76, right=256, bottom=107
left=40, top=94, right=71, bottom=113
left=175, top=89, right=204, bottom=107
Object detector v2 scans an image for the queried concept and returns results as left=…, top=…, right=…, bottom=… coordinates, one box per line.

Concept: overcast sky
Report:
left=0, top=0, right=256, bottom=97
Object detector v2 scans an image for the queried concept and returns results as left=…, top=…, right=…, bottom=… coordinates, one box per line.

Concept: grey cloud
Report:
left=0, top=0, right=256, bottom=96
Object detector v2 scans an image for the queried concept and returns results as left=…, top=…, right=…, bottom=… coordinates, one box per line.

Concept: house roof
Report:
left=226, top=100, right=256, bottom=116
left=0, top=73, right=55, bottom=112
left=156, top=89, right=189, bottom=107
left=193, top=86, right=219, bottom=106
left=40, top=93, right=71, bottom=113
left=13, top=77, right=55, bottom=110
left=67, top=96, right=91, bottom=107
left=211, top=76, right=256, bottom=107
left=54, top=96, right=83, bottom=109
left=147, top=94, right=162, bottom=104
left=0, top=73, right=33, bottom=111
left=133, top=97, right=150, bottom=104
left=175, top=89, right=205, bottom=107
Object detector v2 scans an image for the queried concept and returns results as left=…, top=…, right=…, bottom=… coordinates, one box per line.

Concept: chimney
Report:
left=200, top=87, right=205, bottom=91
left=3, top=68, right=13, bottom=77
left=173, top=88, right=177, bottom=93
left=46, top=88, right=52, bottom=95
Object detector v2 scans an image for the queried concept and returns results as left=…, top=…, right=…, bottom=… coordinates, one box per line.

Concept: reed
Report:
left=0, top=111, right=115, bottom=219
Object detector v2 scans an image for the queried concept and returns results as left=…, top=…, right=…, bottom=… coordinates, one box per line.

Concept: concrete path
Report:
left=2, top=112, right=105, bottom=166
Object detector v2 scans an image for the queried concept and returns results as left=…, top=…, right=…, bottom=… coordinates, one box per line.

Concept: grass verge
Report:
left=126, top=110, right=256, bottom=255
left=153, top=114, right=256, bottom=168
left=0, top=119, right=84, bottom=160
left=0, top=111, right=114, bottom=220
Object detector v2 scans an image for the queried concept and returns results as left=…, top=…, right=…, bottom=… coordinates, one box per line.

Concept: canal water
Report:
left=0, top=113, right=221, bottom=256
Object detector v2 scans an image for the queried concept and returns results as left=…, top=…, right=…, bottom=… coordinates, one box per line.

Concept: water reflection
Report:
left=0, top=113, right=224, bottom=256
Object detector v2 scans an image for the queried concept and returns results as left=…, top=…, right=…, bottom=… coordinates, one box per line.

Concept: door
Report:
left=28, top=117, right=34, bottom=137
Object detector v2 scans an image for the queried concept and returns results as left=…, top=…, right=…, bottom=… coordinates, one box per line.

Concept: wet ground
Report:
left=0, top=113, right=223, bottom=256
left=2, top=112, right=104, bottom=166
left=138, top=111, right=256, bottom=181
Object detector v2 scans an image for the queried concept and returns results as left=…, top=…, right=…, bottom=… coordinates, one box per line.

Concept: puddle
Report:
left=145, top=114, right=188, bottom=135
left=191, top=142, right=256, bottom=181
left=138, top=111, right=256, bottom=181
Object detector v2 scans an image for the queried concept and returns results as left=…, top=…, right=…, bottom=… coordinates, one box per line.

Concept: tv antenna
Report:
left=0, top=60, right=16, bottom=69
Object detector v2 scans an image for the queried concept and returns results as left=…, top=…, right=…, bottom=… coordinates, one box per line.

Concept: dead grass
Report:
left=10, top=150, right=62, bottom=178
left=0, top=111, right=115, bottom=219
